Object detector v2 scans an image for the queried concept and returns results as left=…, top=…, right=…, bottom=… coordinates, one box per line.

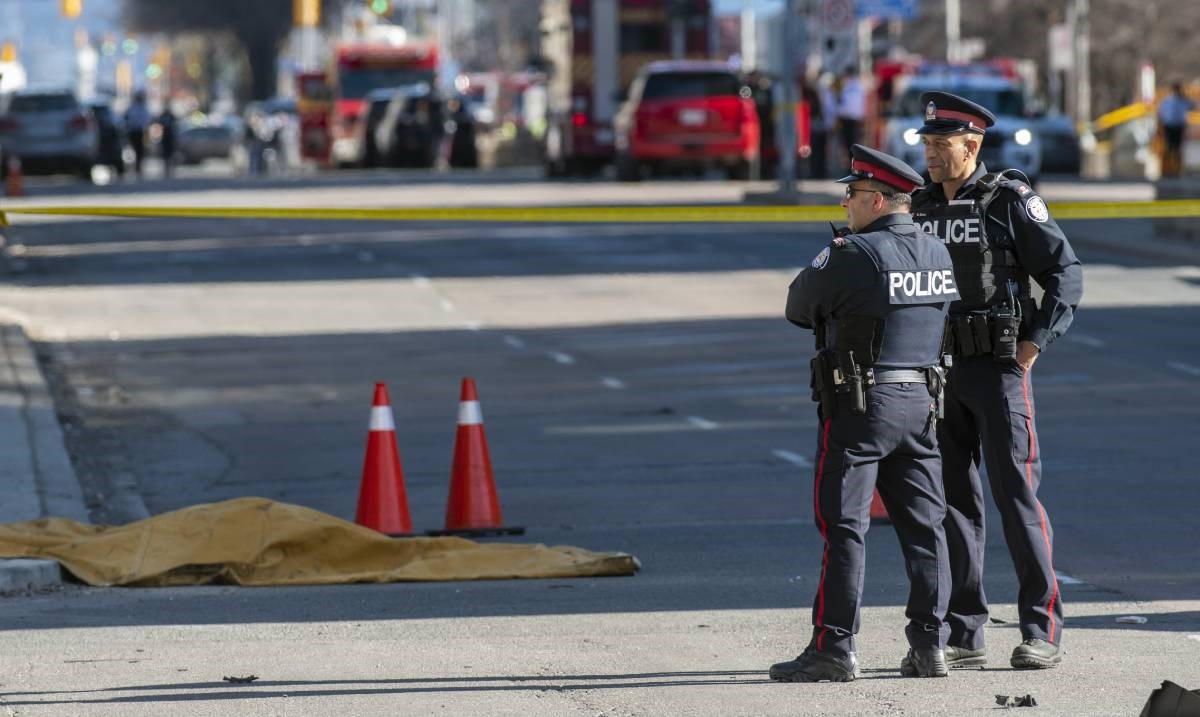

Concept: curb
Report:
left=0, top=558, right=63, bottom=594
left=0, top=320, right=89, bottom=594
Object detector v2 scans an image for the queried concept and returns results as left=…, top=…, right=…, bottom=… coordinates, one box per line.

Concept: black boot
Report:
left=899, top=647, right=949, bottom=677
left=1010, top=638, right=1061, bottom=669
left=769, top=648, right=859, bottom=683
left=944, top=645, right=987, bottom=668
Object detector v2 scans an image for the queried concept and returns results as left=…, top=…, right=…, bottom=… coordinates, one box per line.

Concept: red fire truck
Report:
left=540, top=0, right=712, bottom=176
left=326, top=40, right=438, bottom=167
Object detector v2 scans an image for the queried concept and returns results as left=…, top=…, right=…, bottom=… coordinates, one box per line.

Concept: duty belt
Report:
left=812, top=356, right=946, bottom=420
left=870, top=369, right=929, bottom=384
left=944, top=310, right=1019, bottom=360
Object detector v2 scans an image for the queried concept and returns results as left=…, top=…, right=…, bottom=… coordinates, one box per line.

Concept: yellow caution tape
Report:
left=2, top=201, right=1200, bottom=226
left=0, top=204, right=840, bottom=224
left=1092, top=102, right=1152, bottom=133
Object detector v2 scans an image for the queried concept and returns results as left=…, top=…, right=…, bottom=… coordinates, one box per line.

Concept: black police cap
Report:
left=836, top=144, right=924, bottom=194
left=915, top=91, right=997, bottom=135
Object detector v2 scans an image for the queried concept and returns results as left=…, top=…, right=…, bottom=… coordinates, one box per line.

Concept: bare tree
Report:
left=121, top=0, right=342, bottom=101
left=900, top=0, right=1200, bottom=116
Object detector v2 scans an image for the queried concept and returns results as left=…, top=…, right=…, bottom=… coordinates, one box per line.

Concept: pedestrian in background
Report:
left=771, top=144, right=958, bottom=683
left=1158, top=81, right=1193, bottom=177
left=123, top=90, right=151, bottom=178
left=811, top=71, right=837, bottom=179
left=157, top=107, right=177, bottom=178
left=910, top=91, right=1083, bottom=671
left=835, top=69, right=865, bottom=172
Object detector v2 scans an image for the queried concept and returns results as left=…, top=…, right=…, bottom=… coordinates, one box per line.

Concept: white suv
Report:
left=883, top=75, right=1041, bottom=184
left=0, top=87, right=97, bottom=178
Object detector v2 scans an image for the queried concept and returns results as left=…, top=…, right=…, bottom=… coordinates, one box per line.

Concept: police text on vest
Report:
left=919, top=217, right=982, bottom=244
left=889, top=270, right=956, bottom=299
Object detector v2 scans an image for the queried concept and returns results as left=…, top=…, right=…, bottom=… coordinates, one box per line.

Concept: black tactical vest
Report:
left=911, top=174, right=1031, bottom=311
left=825, top=222, right=958, bottom=369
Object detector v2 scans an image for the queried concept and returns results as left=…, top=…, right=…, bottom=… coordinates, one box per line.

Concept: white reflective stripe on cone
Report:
left=369, top=406, right=395, bottom=431
left=458, top=400, right=483, bottom=426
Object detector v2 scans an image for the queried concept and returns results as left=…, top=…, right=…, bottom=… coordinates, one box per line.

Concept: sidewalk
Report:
left=0, top=312, right=89, bottom=593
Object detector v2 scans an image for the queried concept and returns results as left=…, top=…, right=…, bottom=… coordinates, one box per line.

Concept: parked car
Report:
left=177, top=122, right=237, bottom=164
left=0, top=87, right=97, bottom=178
left=613, top=61, right=760, bottom=181
left=373, top=83, right=445, bottom=168
left=1037, top=112, right=1082, bottom=174
left=88, top=99, right=126, bottom=177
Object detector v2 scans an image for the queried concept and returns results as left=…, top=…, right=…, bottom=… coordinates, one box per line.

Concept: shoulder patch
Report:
left=811, top=246, right=831, bottom=270
left=832, top=236, right=847, bottom=247
left=1025, top=195, right=1049, bottom=223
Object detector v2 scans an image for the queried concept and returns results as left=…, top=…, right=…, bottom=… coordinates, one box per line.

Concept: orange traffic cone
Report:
left=870, top=489, right=889, bottom=523
left=4, top=156, right=23, bottom=198
left=354, top=382, right=413, bottom=535
left=429, top=377, right=524, bottom=537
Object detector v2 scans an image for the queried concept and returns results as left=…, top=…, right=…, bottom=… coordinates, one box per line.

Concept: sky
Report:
left=714, top=0, right=785, bottom=15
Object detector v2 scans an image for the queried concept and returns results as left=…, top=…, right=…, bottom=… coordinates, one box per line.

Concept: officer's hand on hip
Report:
left=1017, top=341, right=1040, bottom=372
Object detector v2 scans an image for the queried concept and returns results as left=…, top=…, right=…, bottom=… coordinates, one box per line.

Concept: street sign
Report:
left=820, top=0, right=856, bottom=32
left=819, top=0, right=857, bottom=75
left=856, top=0, right=916, bottom=20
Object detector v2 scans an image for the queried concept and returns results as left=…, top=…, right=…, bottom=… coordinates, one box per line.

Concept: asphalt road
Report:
left=1, top=172, right=1198, bottom=715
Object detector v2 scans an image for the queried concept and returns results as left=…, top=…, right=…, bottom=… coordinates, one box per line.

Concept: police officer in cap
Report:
left=771, top=144, right=959, bottom=683
left=910, top=91, right=1083, bottom=670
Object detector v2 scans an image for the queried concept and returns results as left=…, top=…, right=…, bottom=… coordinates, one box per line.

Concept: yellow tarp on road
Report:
left=0, top=497, right=639, bottom=587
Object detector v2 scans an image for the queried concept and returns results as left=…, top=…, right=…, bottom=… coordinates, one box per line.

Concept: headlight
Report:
left=903, top=128, right=920, bottom=146
left=1014, top=128, right=1033, bottom=146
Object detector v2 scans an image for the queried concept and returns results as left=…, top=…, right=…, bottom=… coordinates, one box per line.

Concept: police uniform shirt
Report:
left=787, top=214, right=958, bottom=369
left=911, top=163, right=1083, bottom=350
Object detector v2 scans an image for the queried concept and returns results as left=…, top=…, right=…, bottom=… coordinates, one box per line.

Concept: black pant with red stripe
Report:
left=939, top=355, right=1063, bottom=649
left=806, top=383, right=951, bottom=659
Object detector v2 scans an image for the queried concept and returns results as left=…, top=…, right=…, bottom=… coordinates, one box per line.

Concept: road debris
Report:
left=995, top=694, right=1038, bottom=708
left=223, top=675, right=258, bottom=684
left=1116, top=615, right=1149, bottom=624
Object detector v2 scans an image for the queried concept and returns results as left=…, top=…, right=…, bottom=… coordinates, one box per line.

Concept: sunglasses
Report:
left=844, top=185, right=900, bottom=200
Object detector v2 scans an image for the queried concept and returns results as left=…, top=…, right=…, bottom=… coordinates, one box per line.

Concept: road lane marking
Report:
left=1054, top=571, right=1085, bottom=586
left=1166, top=361, right=1200, bottom=377
left=601, top=377, right=627, bottom=390
left=678, top=383, right=804, bottom=399
left=503, top=335, right=526, bottom=349
left=1064, top=333, right=1105, bottom=348
left=546, top=418, right=795, bottom=435
left=772, top=449, right=813, bottom=468
left=549, top=351, right=575, bottom=365
left=687, top=416, right=719, bottom=430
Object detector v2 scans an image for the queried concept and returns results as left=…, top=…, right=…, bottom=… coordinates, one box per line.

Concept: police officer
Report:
left=771, top=145, right=959, bottom=683
left=910, top=92, right=1083, bottom=670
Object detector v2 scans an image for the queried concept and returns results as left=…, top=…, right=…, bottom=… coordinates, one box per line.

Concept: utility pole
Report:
left=945, top=0, right=960, bottom=63
left=779, top=0, right=797, bottom=194
left=1071, top=0, right=1091, bottom=126
left=740, top=0, right=756, bottom=72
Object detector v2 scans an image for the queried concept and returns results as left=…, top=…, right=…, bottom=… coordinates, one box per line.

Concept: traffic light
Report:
left=61, top=0, right=82, bottom=19
left=293, top=0, right=320, bottom=27
left=369, top=0, right=391, bottom=16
